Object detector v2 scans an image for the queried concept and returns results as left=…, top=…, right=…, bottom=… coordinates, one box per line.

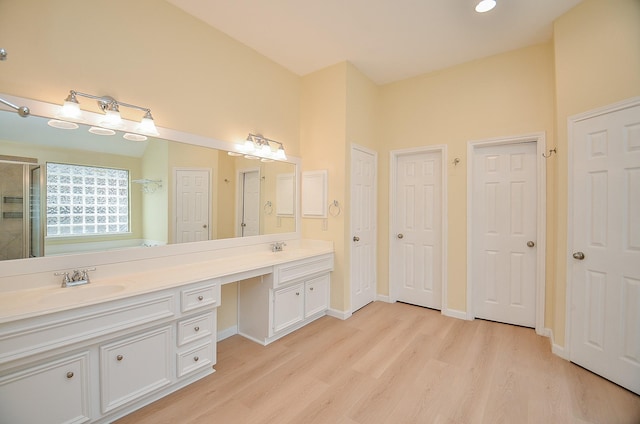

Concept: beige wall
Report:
left=551, top=0, right=640, bottom=345
left=300, top=63, right=349, bottom=310
left=379, top=43, right=556, bottom=313
left=141, top=139, right=169, bottom=244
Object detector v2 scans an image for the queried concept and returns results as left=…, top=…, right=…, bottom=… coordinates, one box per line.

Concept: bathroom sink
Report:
left=39, top=284, right=126, bottom=306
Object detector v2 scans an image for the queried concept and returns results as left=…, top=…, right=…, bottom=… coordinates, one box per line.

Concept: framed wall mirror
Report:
left=0, top=94, right=299, bottom=267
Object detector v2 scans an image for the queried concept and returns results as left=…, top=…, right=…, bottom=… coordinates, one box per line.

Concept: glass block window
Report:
left=46, top=163, right=130, bottom=236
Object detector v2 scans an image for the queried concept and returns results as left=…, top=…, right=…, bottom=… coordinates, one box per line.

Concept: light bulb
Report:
left=59, top=100, right=82, bottom=120
left=99, top=109, right=123, bottom=129
left=275, top=145, right=287, bottom=160
left=137, top=110, right=159, bottom=136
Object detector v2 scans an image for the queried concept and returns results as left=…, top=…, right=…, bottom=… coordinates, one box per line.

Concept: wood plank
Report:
left=115, top=302, right=640, bottom=424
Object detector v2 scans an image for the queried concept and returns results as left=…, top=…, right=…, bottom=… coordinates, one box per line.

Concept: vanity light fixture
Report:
left=57, top=90, right=159, bottom=136
left=0, top=47, right=30, bottom=117
left=234, top=133, right=287, bottom=161
left=475, top=0, right=496, bottom=13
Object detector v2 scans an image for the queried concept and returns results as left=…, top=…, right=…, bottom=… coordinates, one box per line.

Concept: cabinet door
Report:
left=272, top=283, right=304, bottom=334
left=305, top=274, right=330, bottom=318
left=0, top=352, right=91, bottom=424
left=100, top=326, right=172, bottom=413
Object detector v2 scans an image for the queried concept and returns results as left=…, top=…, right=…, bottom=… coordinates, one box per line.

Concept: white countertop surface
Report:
left=0, top=243, right=333, bottom=324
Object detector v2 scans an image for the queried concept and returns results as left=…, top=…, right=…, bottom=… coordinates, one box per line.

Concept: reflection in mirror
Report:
left=0, top=110, right=296, bottom=261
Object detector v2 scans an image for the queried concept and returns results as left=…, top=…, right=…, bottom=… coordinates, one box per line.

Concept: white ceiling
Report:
left=166, top=0, right=582, bottom=85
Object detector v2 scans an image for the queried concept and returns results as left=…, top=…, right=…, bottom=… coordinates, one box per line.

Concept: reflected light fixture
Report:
left=233, top=133, right=287, bottom=161
left=57, top=90, right=159, bottom=136
left=475, top=0, right=496, bottom=13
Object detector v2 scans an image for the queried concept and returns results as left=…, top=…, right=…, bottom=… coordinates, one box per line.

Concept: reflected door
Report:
left=239, top=170, right=260, bottom=237
left=570, top=102, right=640, bottom=395
left=175, top=169, right=211, bottom=243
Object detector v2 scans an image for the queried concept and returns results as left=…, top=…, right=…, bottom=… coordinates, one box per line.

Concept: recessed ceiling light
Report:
left=47, top=119, right=79, bottom=130
left=88, top=126, right=116, bottom=136
left=475, top=0, right=496, bottom=13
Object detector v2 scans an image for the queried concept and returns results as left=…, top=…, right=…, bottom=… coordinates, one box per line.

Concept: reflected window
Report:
left=46, top=163, right=130, bottom=236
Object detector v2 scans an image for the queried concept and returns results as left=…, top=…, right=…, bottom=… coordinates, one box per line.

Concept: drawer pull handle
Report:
left=194, top=326, right=200, bottom=332
left=66, top=372, right=74, bottom=379
left=116, top=354, right=124, bottom=361
left=194, top=356, right=199, bottom=362
left=197, top=295, right=204, bottom=301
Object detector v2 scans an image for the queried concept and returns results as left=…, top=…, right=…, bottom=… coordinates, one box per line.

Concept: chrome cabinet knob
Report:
left=66, top=372, right=74, bottom=379
left=194, top=326, right=200, bottom=332
left=353, top=236, right=360, bottom=242
left=197, top=295, right=204, bottom=301
left=116, top=355, right=123, bottom=361
left=527, top=241, right=535, bottom=247
left=397, top=234, right=404, bottom=239
left=193, top=356, right=199, bottom=362
left=573, top=251, right=585, bottom=260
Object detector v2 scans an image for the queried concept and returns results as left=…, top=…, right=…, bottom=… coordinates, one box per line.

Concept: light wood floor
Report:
left=116, top=301, right=640, bottom=424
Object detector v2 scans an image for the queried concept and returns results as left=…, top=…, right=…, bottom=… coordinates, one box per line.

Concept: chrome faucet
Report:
left=271, top=241, right=286, bottom=252
left=54, top=267, right=96, bottom=287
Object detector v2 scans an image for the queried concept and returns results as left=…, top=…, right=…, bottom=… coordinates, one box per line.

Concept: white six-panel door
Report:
left=351, top=145, right=377, bottom=313
left=569, top=100, right=640, bottom=395
left=238, top=169, right=260, bottom=237
left=472, top=142, right=537, bottom=327
left=175, top=169, right=210, bottom=243
left=392, top=150, right=443, bottom=309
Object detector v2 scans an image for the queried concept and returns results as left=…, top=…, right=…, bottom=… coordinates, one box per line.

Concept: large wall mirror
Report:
left=0, top=96, right=298, bottom=264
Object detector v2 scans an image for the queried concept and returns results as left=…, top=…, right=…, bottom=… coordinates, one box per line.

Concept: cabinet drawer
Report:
left=274, top=254, right=333, bottom=287
left=100, top=326, right=172, bottom=413
left=177, top=341, right=215, bottom=378
left=0, top=352, right=91, bottom=424
left=177, top=312, right=215, bottom=346
left=181, top=281, right=220, bottom=313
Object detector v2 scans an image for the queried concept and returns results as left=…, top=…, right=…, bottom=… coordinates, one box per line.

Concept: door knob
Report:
left=573, top=251, right=585, bottom=260
left=203, top=224, right=208, bottom=228
left=353, top=236, right=360, bottom=242
left=397, top=234, right=404, bottom=239
left=527, top=241, right=535, bottom=247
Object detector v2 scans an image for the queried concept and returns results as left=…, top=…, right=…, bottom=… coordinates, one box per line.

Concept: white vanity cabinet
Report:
left=100, top=326, right=172, bottom=414
left=272, top=282, right=305, bottom=333
left=239, top=253, right=333, bottom=345
left=0, top=278, right=221, bottom=424
left=0, top=351, right=91, bottom=424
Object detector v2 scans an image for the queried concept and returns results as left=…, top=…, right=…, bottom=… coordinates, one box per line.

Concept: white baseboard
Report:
left=442, top=308, right=469, bottom=320
left=537, top=327, right=552, bottom=337
left=217, top=325, right=238, bottom=342
left=376, top=294, right=392, bottom=303
left=549, top=329, right=570, bottom=360
left=327, top=308, right=351, bottom=320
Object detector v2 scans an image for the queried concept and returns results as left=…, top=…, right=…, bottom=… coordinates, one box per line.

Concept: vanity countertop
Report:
left=0, top=242, right=333, bottom=325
